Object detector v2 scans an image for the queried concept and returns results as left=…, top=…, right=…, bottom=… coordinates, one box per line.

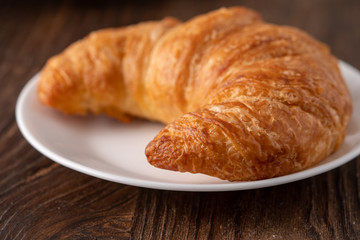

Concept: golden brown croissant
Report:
left=38, top=7, right=352, bottom=181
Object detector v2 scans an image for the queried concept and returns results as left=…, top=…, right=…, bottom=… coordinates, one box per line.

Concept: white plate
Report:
left=16, top=61, right=360, bottom=192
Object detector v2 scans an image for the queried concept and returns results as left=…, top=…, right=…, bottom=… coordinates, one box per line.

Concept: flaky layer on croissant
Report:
left=38, top=7, right=352, bottom=181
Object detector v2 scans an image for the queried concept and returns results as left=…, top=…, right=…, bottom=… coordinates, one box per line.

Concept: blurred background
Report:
left=1, top=0, right=359, bottom=69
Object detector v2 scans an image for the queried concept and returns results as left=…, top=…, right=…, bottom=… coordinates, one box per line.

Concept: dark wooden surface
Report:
left=1, top=0, right=359, bottom=239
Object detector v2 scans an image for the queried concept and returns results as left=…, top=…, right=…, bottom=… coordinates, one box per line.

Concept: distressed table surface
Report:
left=1, top=0, right=359, bottom=239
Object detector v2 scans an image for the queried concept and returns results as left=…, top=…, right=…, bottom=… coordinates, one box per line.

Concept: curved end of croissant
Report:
left=38, top=57, right=88, bottom=115
left=145, top=118, right=240, bottom=181
left=145, top=132, right=182, bottom=172
left=38, top=64, right=133, bottom=123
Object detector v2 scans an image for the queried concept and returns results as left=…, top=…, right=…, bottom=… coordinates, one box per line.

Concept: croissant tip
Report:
left=145, top=134, right=181, bottom=171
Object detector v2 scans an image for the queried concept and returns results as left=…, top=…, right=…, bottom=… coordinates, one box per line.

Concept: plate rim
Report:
left=15, top=60, right=360, bottom=192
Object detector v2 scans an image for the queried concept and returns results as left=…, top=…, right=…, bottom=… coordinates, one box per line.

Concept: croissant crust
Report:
left=38, top=7, right=352, bottom=181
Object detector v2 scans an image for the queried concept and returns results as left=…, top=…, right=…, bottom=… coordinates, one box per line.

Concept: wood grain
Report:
left=0, top=0, right=359, bottom=239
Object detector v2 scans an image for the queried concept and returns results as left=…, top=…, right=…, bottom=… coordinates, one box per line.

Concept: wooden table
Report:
left=1, top=0, right=359, bottom=239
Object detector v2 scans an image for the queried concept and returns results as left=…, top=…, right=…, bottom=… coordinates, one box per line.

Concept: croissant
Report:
left=38, top=7, right=352, bottom=181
